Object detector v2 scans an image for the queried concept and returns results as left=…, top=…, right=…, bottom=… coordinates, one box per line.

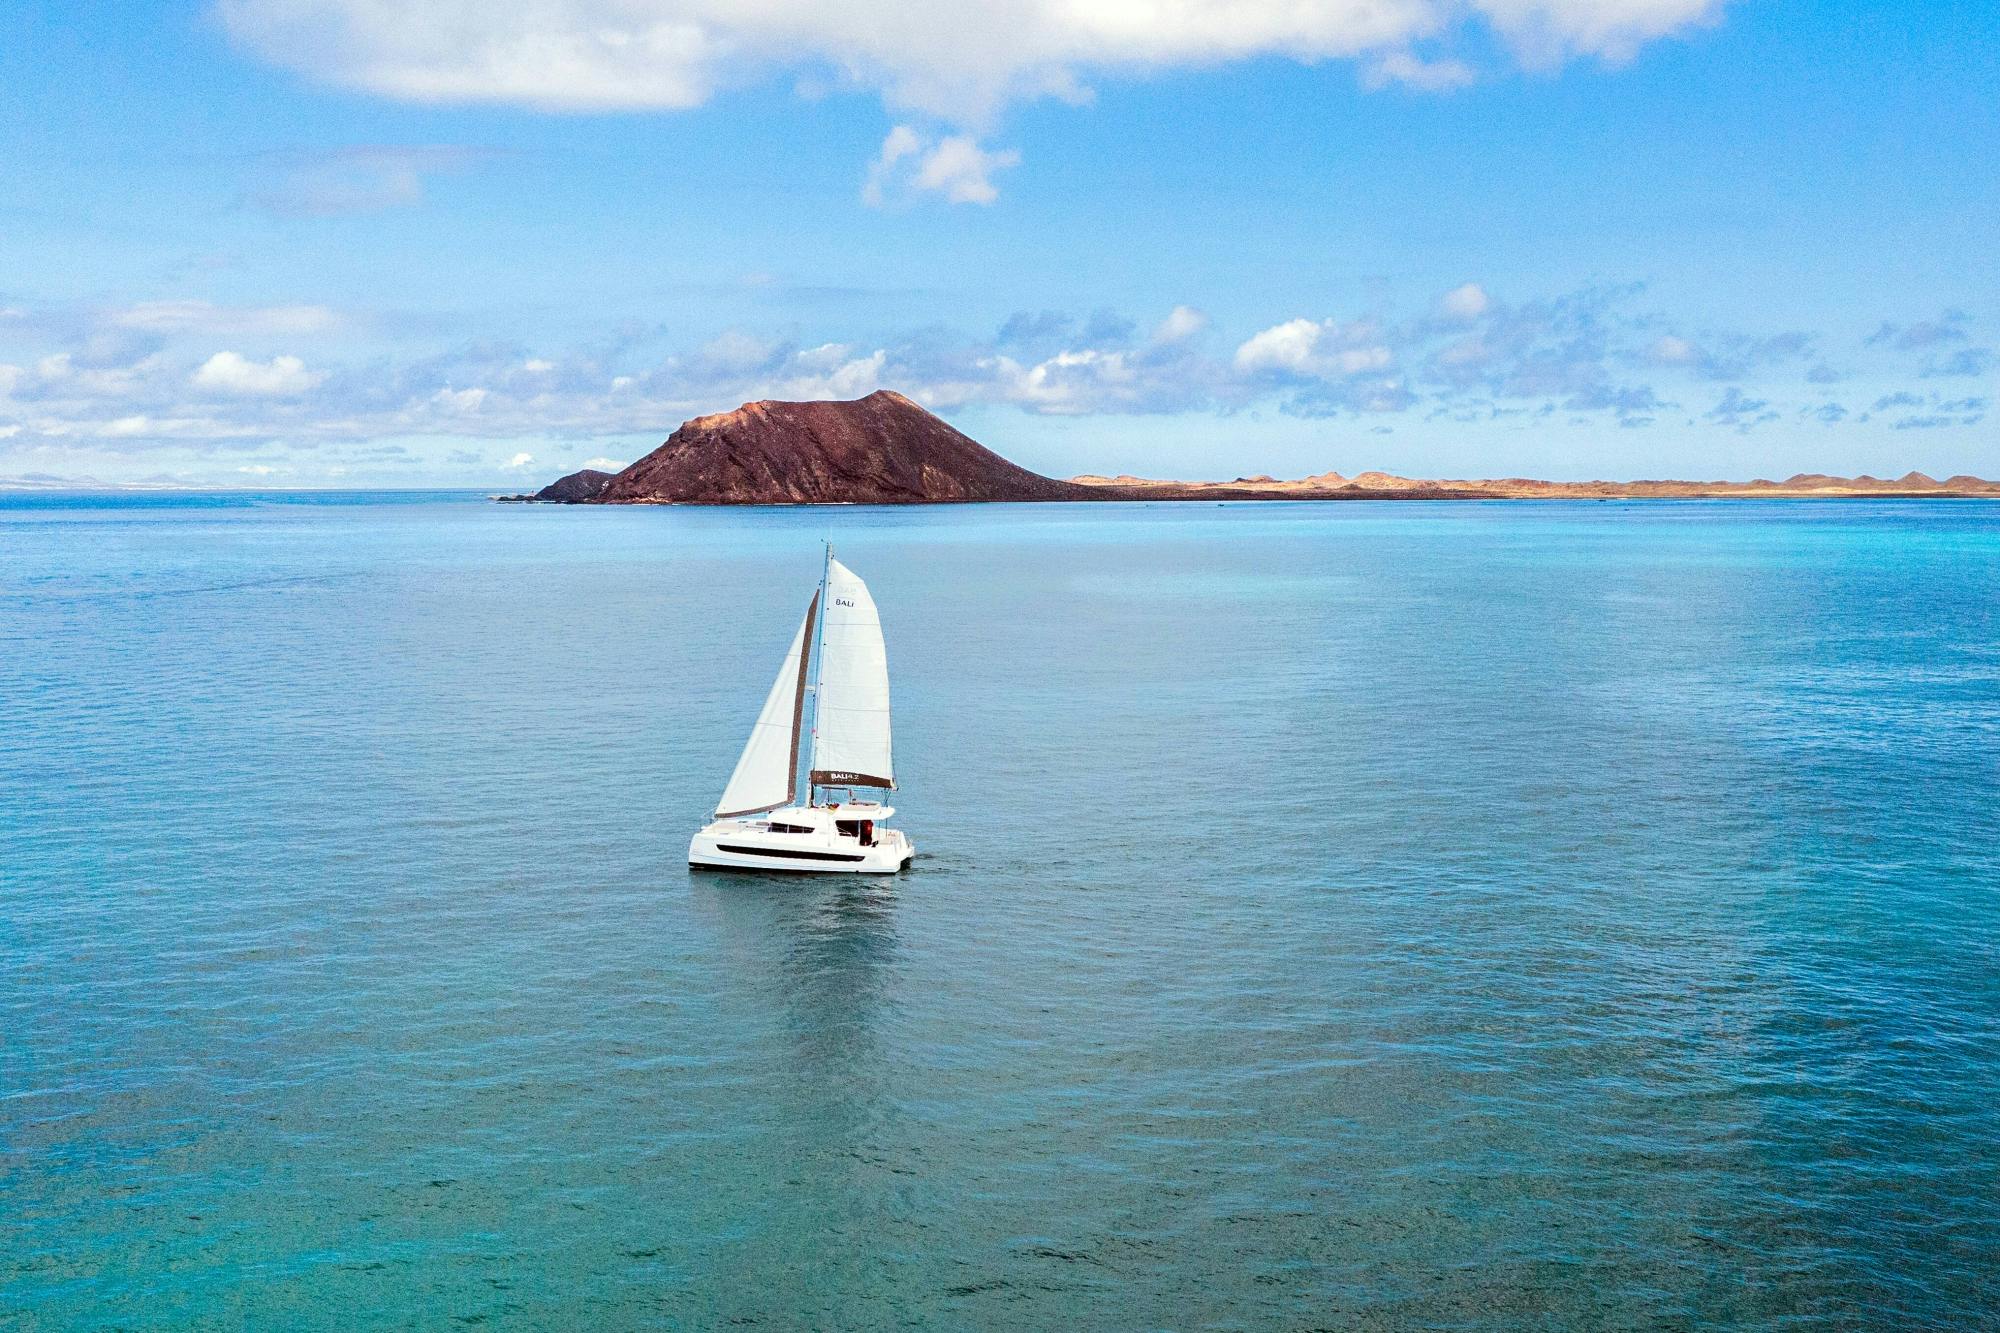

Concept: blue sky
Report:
left=1, top=0, right=1994, bottom=487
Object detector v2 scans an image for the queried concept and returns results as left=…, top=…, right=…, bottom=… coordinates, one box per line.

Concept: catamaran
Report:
left=688, top=547, right=914, bottom=874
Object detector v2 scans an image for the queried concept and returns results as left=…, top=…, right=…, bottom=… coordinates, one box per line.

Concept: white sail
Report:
left=810, top=558, right=894, bottom=790
left=715, top=593, right=817, bottom=817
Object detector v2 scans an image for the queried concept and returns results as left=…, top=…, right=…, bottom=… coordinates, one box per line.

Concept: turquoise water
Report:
left=3, top=493, right=1998, bottom=1329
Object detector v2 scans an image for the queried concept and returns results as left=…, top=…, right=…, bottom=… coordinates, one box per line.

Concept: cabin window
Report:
left=835, top=821, right=875, bottom=846
left=768, top=822, right=813, bottom=835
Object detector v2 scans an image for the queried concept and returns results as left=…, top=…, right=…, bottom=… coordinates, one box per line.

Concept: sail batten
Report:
left=714, top=593, right=817, bottom=817
left=809, top=558, right=894, bottom=792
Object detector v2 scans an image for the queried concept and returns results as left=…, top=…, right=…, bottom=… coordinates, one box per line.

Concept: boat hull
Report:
left=688, top=822, right=913, bottom=875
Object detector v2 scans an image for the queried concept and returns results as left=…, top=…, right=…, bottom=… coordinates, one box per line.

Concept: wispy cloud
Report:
left=248, top=145, right=493, bottom=217
left=1863, top=309, right=1993, bottom=380
left=111, top=300, right=341, bottom=335
left=3, top=286, right=1990, bottom=467
left=1438, top=283, right=1491, bottom=321
left=1364, top=52, right=1479, bottom=92
left=1640, top=329, right=1814, bottom=380
left=863, top=126, right=1019, bottom=207
left=1152, top=305, right=1209, bottom=345
left=1924, top=347, right=1996, bottom=378
left=1704, top=385, right=1777, bottom=431
left=1867, top=391, right=1987, bottom=431
left=1867, top=310, right=1968, bottom=350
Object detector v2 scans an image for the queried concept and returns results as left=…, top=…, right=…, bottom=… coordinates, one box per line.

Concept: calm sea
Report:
left=3, top=492, right=1997, bottom=1329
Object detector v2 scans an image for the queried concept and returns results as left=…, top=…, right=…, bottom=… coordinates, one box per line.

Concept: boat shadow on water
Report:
left=686, top=869, right=906, bottom=1085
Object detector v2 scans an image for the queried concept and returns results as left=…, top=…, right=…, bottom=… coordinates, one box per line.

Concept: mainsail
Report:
left=810, top=558, right=895, bottom=790
left=714, top=592, right=818, bottom=817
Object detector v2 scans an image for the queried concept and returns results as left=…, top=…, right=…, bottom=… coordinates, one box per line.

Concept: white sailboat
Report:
left=688, top=547, right=914, bottom=874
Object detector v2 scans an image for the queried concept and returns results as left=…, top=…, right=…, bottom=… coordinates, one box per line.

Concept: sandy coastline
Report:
left=1068, top=470, right=2000, bottom=501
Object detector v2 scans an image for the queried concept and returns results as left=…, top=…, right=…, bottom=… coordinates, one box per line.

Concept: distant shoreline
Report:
left=1, top=484, right=1992, bottom=505
left=494, top=490, right=2000, bottom=505
left=1055, top=470, right=2000, bottom=503
left=497, top=391, right=2000, bottom=505
left=497, top=475, right=2000, bottom=505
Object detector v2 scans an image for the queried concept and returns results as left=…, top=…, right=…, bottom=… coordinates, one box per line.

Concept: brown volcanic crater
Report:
left=595, top=389, right=1093, bottom=504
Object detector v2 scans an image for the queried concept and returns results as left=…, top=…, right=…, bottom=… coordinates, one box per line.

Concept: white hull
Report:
left=688, top=810, right=913, bottom=875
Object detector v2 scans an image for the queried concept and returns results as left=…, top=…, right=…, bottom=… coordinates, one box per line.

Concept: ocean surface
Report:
left=3, top=492, right=1998, bottom=1330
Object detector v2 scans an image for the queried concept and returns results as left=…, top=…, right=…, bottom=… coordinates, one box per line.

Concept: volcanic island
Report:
left=500, top=390, right=1998, bottom=504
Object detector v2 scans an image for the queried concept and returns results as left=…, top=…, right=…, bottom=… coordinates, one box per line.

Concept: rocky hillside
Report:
left=534, top=468, right=617, bottom=503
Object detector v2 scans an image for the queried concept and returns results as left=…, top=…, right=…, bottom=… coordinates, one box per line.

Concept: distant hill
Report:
left=507, top=390, right=1999, bottom=505
left=594, top=390, right=1092, bottom=504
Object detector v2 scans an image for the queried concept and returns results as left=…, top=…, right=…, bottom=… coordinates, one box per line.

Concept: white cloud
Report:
left=864, top=126, right=1018, bottom=206
left=1437, top=335, right=1491, bottom=368
left=216, top=1, right=1728, bottom=124
left=113, top=301, right=340, bottom=335
left=1234, top=318, right=1392, bottom=378
left=771, top=345, right=889, bottom=399
left=28, top=354, right=165, bottom=400
left=1364, top=51, right=1478, bottom=91
left=523, top=358, right=555, bottom=372
left=1235, top=319, right=1323, bottom=374
left=916, top=135, right=1018, bottom=204
left=220, top=3, right=725, bottom=113
left=5, top=285, right=1951, bottom=466
left=503, top=451, right=534, bottom=468
left=432, top=386, right=489, bottom=413
left=1440, top=282, right=1491, bottom=320
left=583, top=456, right=621, bottom=468
left=1153, top=305, right=1209, bottom=344
left=238, top=463, right=281, bottom=475
left=191, top=351, right=326, bottom=395
left=698, top=330, right=778, bottom=374
left=1649, top=334, right=1700, bottom=364
left=1479, top=0, right=1726, bottom=65
left=983, top=347, right=1153, bottom=415
left=862, top=126, right=922, bottom=205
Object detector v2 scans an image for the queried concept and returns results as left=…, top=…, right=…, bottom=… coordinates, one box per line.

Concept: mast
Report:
left=806, top=540, right=833, bottom=808
left=784, top=590, right=818, bottom=809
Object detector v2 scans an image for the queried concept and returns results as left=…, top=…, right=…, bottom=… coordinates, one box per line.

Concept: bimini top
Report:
left=821, top=800, right=893, bottom=820
left=724, top=803, right=896, bottom=831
